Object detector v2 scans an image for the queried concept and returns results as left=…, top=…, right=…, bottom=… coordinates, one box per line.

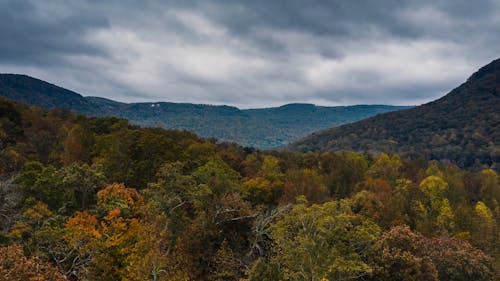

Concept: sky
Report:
left=0, top=0, right=499, bottom=108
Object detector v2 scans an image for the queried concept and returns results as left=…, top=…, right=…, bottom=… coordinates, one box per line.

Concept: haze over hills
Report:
left=290, top=58, right=500, bottom=169
left=0, top=74, right=409, bottom=148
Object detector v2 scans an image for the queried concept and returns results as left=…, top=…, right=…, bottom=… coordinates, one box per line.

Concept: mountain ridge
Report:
left=290, top=58, right=500, bottom=168
left=0, top=74, right=409, bottom=148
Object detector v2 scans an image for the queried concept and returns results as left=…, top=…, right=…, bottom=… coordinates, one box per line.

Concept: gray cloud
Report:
left=0, top=0, right=109, bottom=65
left=0, top=0, right=499, bottom=108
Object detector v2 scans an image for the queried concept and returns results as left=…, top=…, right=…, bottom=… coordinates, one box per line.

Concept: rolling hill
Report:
left=0, top=74, right=408, bottom=148
left=290, top=58, right=500, bottom=168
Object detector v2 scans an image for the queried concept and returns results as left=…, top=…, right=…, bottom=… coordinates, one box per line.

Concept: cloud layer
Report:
left=1, top=0, right=499, bottom=108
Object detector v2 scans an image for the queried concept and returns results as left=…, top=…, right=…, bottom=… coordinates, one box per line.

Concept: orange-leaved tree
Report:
left=65, top=183, right=176, bottom=280
left=0, top=244, right=66, bottom=281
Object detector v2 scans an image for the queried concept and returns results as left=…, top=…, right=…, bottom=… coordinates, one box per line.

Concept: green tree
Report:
left=271, top=199, right=380, bottom=281
left=479, top=169, right=500, bottom=208
left=367, top=153, right=402, bottom=183
left=16, top=161, right=63, bottom=210
left=416, top=176, right=455, bottom=233
left=243, top=156, right=284, bottom=205
left=57, top=163, right=106, bottom=211
left=143, top=161, right=196, bottom=241
left=473, top=201, right=497, bottom=254
left=319, top=152, right=368, bottom=198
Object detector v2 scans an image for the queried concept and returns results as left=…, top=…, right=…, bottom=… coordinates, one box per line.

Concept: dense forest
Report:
left=291, top=58, right=500, bottom=169
left=0, top=74, right=408, bottom=148
left=0, top=96, right=499, bottom=280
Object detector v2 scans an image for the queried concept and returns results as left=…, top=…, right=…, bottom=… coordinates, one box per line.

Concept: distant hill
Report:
left=0, top=74, right=95, bottom=112
left=0, top=74, right=408, bottom=148
left=290, top=58, right=500, bottom=168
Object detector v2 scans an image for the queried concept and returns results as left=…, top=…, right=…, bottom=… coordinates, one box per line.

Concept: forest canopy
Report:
left=0, top=97, right=498, bottom=280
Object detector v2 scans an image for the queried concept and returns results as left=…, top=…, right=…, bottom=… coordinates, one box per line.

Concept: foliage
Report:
left=0, top=96, right=499, bottom=280
left=270, top=200, right=380, bottom=280
left=0, top=243, right=66, bottom=281
left=291, top=58, right=500, bottom=170
left=0, top=74, right=408, bottom=148
left=372, top=226, right=496, bottom=281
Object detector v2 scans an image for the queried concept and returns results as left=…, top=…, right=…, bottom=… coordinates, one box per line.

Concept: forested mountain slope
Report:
left=0, top=74, right=408, bottom=148
left=0, top=97, right=498, bottom=280
left=291, top=58, right=500, bottom=169
left=0, top=74, right=95, bottom=112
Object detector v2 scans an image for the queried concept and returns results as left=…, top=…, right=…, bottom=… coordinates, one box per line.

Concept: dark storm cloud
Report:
left=0, top=0, right=499, bottom=107
left=0, top=0, right=110, bottom=66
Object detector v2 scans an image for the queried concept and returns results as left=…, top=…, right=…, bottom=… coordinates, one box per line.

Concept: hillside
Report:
left=0, top=96, right=498, bottom=280
left=0, top=74, right=96, bottom=112
left=290, top=58, right=500, bottom=168
left=0, top=74, right=408, bottom=148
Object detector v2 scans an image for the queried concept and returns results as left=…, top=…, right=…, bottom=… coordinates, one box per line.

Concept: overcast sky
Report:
left=0, top=0, right=499, bottom=108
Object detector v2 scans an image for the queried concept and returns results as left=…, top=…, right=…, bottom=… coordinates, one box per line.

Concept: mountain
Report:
left=290, top=58, right=500, bottom=168
left=0, top=74, right=95, bottom=112
left=0, top=74, right=408, bottom=148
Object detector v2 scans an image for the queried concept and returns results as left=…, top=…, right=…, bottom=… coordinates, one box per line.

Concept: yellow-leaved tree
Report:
left=65, top=183, right=178, bottom=280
